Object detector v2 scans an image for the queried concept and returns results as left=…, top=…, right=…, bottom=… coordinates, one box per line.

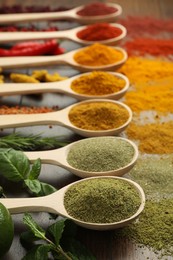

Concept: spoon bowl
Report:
left=0, top=3, right=122, bottom=24
left=0, top=176, right=145, bottom=230
left=0, top=23, right=127, bottom=46
left=0, top=72, right=129, bottom=100
left=0, top=99, right=132, bottom=137
left=0, top=46, right=128, bottom=71
left=23, top=136, right=138, bottom=178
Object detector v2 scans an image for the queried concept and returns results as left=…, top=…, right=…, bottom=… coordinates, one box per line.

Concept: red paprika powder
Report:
left=77, top=23, right=123, bottom=41
left=77, top=2, right=118, bottom=16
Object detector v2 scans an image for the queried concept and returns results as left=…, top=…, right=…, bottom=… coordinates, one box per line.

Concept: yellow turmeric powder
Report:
left=126, top=121, right=173, bottom=154
left=68, top=101, right=130, bottom=130
left=74, top=43, right=124, bottom=66
left=71, top=71, right=126, bottom=96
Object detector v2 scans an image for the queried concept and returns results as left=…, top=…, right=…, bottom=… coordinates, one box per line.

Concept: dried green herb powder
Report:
left=128, top=155, right=173, bottom=200
left=115, top=155, right=173, bottom=258
left=115, top=199, right=173, bottom=257
left=64, top=178, right=141, bottom=223
left=67, top=137, right=135, bottom=172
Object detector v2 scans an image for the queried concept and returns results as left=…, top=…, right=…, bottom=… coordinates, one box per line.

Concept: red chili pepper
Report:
left=0, top=40, right=63, bottom=56
left=11, top=41, right=42, bottom=50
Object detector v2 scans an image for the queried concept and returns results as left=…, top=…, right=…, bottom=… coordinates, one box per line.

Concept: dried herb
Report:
left=67, top=137, right=135, bottom=172
left=64, top=178, right=141, bottom=223
left=0, top=133, right=69, bottom=151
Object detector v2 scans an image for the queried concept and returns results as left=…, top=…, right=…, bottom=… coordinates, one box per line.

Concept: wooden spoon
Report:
left=0, top=3, right=122, bottom=24
left=0, top=23, right=127, bottom=46
left=23, top=136, right=138, bottom=178
left=0, top=72, right=129, bottom=100
left=0, top=176, right=145, bottom=230
left=0, top=46, right=128, bottom=71
left=0, top=99, right=132, bottom=137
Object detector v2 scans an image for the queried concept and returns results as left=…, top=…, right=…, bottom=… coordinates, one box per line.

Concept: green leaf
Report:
left=48, top=219, right=66, bottom=246
left=20, top=230, right=41, bottom=250
left=24, top=179, right=42, bottom=195
left=23, top=213, right=46, bottom=240
left=37, top=182, right=57, bottom=196
left=0, top=148, right=30, bottom=181
left=22, top=244, right=51, bottom=260
left=28, top=159, right=41, bottom=180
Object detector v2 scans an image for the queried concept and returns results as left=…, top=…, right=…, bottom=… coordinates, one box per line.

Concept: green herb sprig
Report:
left=21, top=213, right=96, bottom=260
left=0, top=133, right=69, bottom=151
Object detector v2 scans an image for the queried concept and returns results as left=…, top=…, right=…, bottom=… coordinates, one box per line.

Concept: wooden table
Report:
left=0, top=0, right=173, bottom=259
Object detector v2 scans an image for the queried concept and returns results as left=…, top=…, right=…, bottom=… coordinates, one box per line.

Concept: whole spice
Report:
left=67, top=137, right=135, bottom=172
left=74, top=43, right=124, bottom=66
left=0, top=40, right=64, bottom=57
left=76, top=2, right=118, bottom=16
left=77, top=23, right=122, bottom=41
left=70, top=71, right=126, bottom=96
left=64, top=178, right=141, bottom=223
left=68, top=101, right=130, bottom=130
left=126, top=121, right=173, bottom=154
left=10, top=70, right=67, bottom=83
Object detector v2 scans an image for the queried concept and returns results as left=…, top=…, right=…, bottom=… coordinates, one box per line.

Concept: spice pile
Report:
left=113, top=15, right=173, bottom=259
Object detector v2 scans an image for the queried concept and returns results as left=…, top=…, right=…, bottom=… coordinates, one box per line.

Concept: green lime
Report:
left=0, top=202, right=14, bottom=258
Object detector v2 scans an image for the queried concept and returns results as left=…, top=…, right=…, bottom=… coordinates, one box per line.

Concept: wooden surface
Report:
left=0, top=0, right=173, bottom=260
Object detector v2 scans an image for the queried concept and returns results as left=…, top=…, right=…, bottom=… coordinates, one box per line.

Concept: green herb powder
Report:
left=64, top=178, right=141, bottom=223
left=67, top=137, right=135, bottom=172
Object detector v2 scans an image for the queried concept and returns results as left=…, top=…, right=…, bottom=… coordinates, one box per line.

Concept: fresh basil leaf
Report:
left=23, top=213, right=46, bottom=239
left=28, top=159, right=41, bottom=180
left=22, top=244, right=51, bottom=260
left=37, top=182, right=57, bottom=196
left=47, top=219, right=66, bottom=246
left=24, top=179, right=42, bottom=195
left=0, top=148, right=30, bottom=181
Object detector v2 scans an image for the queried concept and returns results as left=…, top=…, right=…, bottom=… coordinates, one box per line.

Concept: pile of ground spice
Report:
left=76, top=2, right=118, bottom=16
left=0, top=105, right=57, bottom=114
left=118, top=56, right=173, bottom=85
left=74, top=43, right=124, bottom=66
left=126, top=121, right=173, bottom=154
left=128, top=156, right=173, bottom=200
left=68, top=101, right=130, bottom=130
left=119, top=16, right=173, bottom=38
left=124, top=38, right=173, bottom=58
left=116, top=199, right=173, bottom=258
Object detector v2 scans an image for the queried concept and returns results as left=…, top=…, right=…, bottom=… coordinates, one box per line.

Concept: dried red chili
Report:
left=77, top=2, right=117, bottom=16
left=0, top=40, right=64, bottom=56
left=124, top=38, right=173, bottom=57
left=0, top=25, right=59, bottom=32
left=77, top=23, right=122, bottom=41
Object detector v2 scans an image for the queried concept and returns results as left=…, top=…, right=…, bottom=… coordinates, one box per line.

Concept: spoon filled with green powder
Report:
left=0, top=176, right=145, bottom=230
left=24, top=136, right=138, bottom=178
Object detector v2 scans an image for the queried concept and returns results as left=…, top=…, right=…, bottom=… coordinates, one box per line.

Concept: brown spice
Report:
left=71, top=71, right=126, bottom=96
left=126, top=121, right=173, bottom=154
left=68, top=102, right=130, bottom=130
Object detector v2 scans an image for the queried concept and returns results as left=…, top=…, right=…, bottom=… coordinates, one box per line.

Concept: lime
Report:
left=0, top=202, right=14, bottom=258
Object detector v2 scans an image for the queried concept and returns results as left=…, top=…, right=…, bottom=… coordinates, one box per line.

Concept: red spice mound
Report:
left=77, top=2, right=118, bottom=16
left=0, top=105, right=58, bottom=114
left=119, top=16, right=173, bottom=37
left=77, top=23, right=122, bottom=41
left=124, top=38, right=173, bottom=57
